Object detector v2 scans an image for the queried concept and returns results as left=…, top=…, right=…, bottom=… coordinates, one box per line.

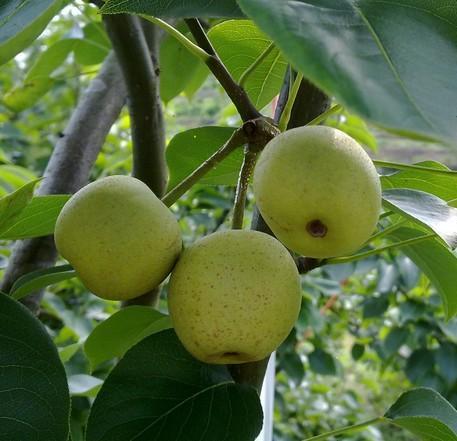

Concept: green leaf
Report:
left=436, top=343, right=457, bottom=385
left=363, top=294, right=389, bottom=319
left=58, top=342, right=82, bottom=363
left=388, top=228, right=457, bottom=319
left=308, top=348, right=337, bottom=376
left=0, top=194, right=70, bottom=240
left=405, top=349, right=435, bottom=383
left=382, top=161, right=457, bottom=202
left=0, top=0, right=63, bottom=66
left=10, top=264, right=77, bottom=301
left=86, top=329, right=263, bottom=441
left=0, top=164, right=37, bottom=194
left=0, top=178, right=40, bottom=233
left=385, top=388, right=457, bottom=440
left=101, top=0, right=244, bottom=17
left=281, top=351, right=305, bottom=386
left=184, top=62, right=210, bottom=99
left=84, top=306, right=171, bottom=370
left=160, top=32, right=202, bottom=102
left=166, top=126, right=242, bottom=191
left=208, top=20, right=287, bottom=109
left=383, top=189, right=457, bottom=249
left=237, top=0, right=457, bottom=143
left=384, top=327, right=409, bottom=358
left=74, top=23, right=110, bottom=66
left=0, top=292, right=70, bottom=440
left=351, top=343, right=365, bottom=361
left=68, top=374, right=103, bottom=397
left=4, top=39, right=78, bottom=112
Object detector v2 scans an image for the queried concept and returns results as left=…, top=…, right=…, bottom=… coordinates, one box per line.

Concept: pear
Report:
left=55, top=175, right=182, bottom=300
left=253, top=126, right=381, bottom=258
left=168, top=230, right=301, bottom=364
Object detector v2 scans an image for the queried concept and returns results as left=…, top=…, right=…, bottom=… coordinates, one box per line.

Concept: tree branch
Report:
left=1, top=53, right=127, bottom=313
left=184, top=18, right=260, bottom=122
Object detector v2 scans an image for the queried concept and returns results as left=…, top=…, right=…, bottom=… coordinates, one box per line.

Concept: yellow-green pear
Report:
left=168, top=230, right=301, bottom=364
left=55, top=175, right=182, bottom=301
left=253, top=126, right=381, bottom=258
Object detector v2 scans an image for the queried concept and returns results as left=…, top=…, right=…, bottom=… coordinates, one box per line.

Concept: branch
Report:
left=1, top=53, right=127, bottom=313
left=184, top=18, right=260, bottom=122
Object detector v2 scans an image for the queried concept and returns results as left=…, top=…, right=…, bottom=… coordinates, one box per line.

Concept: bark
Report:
left=1, top=53, right=127, bottom=313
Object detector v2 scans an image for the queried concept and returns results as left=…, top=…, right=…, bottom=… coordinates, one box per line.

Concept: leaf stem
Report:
left=303, top=417, right=384, bottom=441
left=161, top=129, right=247, bottom=207
left=278, top=73, right=304, bottom=131
left=140, top=15, right=211, bottom=62
left=374, top=160, right=457, bottom=175
left=239, top=42, right=276, bottom=88
left=325, top=233, right=436, bottom=265
left=367, top=219, right=408, bottom=243
left=306, top=104, right=343, bottom=126
left=232, top=149, right=258, bottom=229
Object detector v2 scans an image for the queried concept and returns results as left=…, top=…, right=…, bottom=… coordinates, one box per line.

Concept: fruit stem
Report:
left=302, top=417, right=384, bottom=441
left=306, top=103, right=343, bottom=126
left=232, top=148, right=259, bottom=229
left=374, top=160, right=457, bottom=175
left=161, top=128, right=247, bottom=207
left=278, top=72, right=304, bottom=132
left=325, top=233, right=436, bottom=265
left=140, top=16, right=211, bottom=62
left=239, top=41, right=276, bottom=88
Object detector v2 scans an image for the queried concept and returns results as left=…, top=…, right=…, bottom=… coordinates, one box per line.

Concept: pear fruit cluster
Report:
left=55, top=125, right=380, bottom=365
left=253, top=126, right=382, bottom=258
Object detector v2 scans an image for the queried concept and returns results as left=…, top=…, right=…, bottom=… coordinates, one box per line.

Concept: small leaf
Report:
left=84, top=306, right=171, bottom=370
left=384, top=327, right=409, bottom=358
left=0, top=293, right=70, bottom=440
left=208, top=20, right=287, bottom=109
left=383, top=189, right=457, bottom=248
left=436, top=343, right=457, bottom=385
left=388, top=227, right=457, bottom=318
left=382, top=161, right=457, bottom=202
left=308, top=348, right=337, bottom=376
left=238, top=0, right=457, bottom=143
left=0, top=0, right=63, bottom=66
left=405, top=349, right=435, bottom=384
left=0, top=194, right=70, bottom=240
left=280, top=351, right=305, bottom=386
left=101, top=0, right=244, bottom=17
left=385, top=388, right=457, bottom=440
left=351, top=343, right=365, bottom=361
left=68, top=374, right=103, bottom=397
left=10, top=264, right=77, bottom=301
left=86, top=329, right=263, bottom=441
left=74, top=23, right=110, bottom=66
left=58, top=342, right=82, bottom=363
left=166, top=126, right=242, bottom=191
left=0, top=178, right=41, bottom=233
left=363, top=294, right=389, bottom=319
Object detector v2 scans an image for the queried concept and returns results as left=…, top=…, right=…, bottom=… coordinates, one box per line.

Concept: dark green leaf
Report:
left=10, top=264, right=76, bottom=301
left=0, top=293, right=70, bottom=440
left=208, top=20, right=287, bottom=109
left=383, top=189, right=457, bottom=248
left=385, top=388, right=457, bottom=440
left=436, top=343, right=457, bottom=385
left=238, top=0, right=457, bottom=143
left=388, top=228, right=457, bottom=319
left=86, top=329, right=263, bottom=441
left=363, top=294, right=389, bottom=319
left=351, top=343, right=365, bottom=361
left=382, top=161, right=457, bottom=202
left=384, top=327, right=409, bottom=358
left=0, top=194, right=69, bottom=240
left=280, top=351, right=305, bottom=386
left=84, top=306, right=171, bottom=370
left=0, top=0, right=63, bottom=66
left=405, top=349, right=435, bottom=384
left=101, top=0, right=244, bottom=18
left=166, top=126, right=242, bottom=190
left=0, top=178, right=40, bottom=233
left=308, top=348, right=337, bottom=376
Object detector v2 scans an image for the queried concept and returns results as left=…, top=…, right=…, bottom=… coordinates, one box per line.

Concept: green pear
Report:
left=253, top=126, right=381, bottom=258
left=168, top=230, right=301, bottom=364
left=55, top=175, right=182, bottom=301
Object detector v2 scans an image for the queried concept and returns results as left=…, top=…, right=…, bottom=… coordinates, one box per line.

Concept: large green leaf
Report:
left=84, top=306, right=171, bottom=370
left=0, top=0, right=63, bottom=66
left=0, top=194, right=69, bottom=240
left=385, top=388, right=457, bottom=440
left=0, top=293, right=70, bottom=440
left=209, top=20, right=288, bottom=109
left=86, top=329, right=263, bottom=441
left=101, top=0, right=244, bottom=18
left=166, top=126, right=242, bottom=191
left=389, top=228, right=457, bottom=319
left=237, top=0, right=457, bottom=143
left=383, top=189, right=457, bottom=249
left=74, top=23, right=110, bottom=66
